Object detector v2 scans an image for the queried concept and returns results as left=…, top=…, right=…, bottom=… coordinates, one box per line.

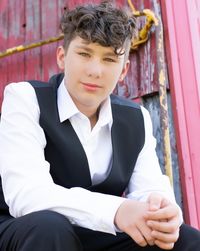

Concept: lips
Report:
left=81, top=82, right=102, bottom=91
left=82, top=82, right=101, bottom=87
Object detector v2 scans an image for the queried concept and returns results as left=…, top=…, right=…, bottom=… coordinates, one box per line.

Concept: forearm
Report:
left=0, top=148, right=125, bottom=234
left=0, top=82, right=124, bottom=234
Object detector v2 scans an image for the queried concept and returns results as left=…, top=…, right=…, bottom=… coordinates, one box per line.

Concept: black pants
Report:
left=0, top=210, right=199, bottom=251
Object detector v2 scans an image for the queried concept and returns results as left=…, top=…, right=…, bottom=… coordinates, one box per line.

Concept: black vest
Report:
left=0, top=73, right=145, bottom=215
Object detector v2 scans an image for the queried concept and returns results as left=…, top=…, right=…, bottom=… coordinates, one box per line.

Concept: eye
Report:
left=77, top=52, right=90, bottom=58
left=104, top=57, right=117, bottom=63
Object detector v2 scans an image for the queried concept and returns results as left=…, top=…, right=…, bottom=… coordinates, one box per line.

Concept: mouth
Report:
left=81, top=82, right=102, bottom=91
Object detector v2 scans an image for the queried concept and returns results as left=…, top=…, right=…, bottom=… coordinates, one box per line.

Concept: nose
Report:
left=85, top=59, right=103, bottom=79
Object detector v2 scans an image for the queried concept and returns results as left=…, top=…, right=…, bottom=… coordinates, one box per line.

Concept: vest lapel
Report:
left=90, top=102, right=144, bottom=196
left=30, top=79, right=92, bottom=188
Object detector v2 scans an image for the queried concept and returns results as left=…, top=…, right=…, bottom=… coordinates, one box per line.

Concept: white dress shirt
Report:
left=0, top=80, right=179, bottom=234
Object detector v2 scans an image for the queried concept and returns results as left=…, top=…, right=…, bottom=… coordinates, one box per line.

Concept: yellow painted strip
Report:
left=157, top=21, right=174, bottom=187
left=0, top=34, right=64, bottom=59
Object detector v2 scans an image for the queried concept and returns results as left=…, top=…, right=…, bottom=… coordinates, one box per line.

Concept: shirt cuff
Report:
left=92, top=194, right=126, bottom=234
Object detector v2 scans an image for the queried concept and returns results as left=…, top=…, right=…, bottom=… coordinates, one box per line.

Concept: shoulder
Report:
left=3, top=81, right=37, bottom=99
left=3, top=76, right=56, bottom=105
left=110, top=95, right=152, bottom=127
left=110, top=94, right=141, bottom=110
left=28, top=73, right=64, bottom=90
left=2, top=82, right=39, bottom=115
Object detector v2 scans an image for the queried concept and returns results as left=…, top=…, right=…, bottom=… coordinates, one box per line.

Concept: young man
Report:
left=0, top=1, right=199, bottom=251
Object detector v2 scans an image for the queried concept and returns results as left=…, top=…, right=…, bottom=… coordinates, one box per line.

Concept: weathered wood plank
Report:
left=24, top=0, right=42, bottom=81
left=143, top=93, right=182, bottom=207
left=161, top=0, right=200, bottom=228
left=0, top=0, right=9, bottom=103
left=6, top=0, right=25, bottom=83
left=41, top=0, right=59, bottom=81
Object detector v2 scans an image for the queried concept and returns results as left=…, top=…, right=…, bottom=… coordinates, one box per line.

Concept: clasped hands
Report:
left=114, top=193, right=182, bottom=250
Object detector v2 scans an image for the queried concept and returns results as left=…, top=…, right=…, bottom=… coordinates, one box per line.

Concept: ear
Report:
left=119, top=60, right=130, bottom=82
left=56, top=46, right=65, bottom=70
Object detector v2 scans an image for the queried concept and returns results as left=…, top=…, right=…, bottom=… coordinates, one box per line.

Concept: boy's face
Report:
left=57, top=36, right=130, bottom=115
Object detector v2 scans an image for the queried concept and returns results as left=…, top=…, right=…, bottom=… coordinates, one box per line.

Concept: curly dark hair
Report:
left=60, top=1, right=137, bottom=58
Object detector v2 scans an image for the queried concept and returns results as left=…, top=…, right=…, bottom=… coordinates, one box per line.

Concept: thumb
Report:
left=147, top=193, right=162, bottom=211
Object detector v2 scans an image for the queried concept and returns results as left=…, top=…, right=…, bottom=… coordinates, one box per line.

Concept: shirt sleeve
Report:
left=126, top=106, right=183, bottom=224
left=0, top=82, right=125, bottom=234
left=126, top=106, right=180, bottom=203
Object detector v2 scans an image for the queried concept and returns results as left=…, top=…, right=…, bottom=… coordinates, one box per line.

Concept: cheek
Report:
left=65, top=59, right=84, bottom=77
left=106, top=69, right=122, bottom=85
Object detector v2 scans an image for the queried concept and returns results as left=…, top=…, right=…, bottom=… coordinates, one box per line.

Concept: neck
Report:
left=71, top=101, right=99, bottom=129
left=89, top=112, right=98, bottom=129
left=80, top=106, right=100, bottom=129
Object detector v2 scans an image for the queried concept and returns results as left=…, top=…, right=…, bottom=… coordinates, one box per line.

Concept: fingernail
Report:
left=148, top=241, right=155, bottom=246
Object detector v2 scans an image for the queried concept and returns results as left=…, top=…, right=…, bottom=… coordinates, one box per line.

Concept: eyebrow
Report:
left=75, top=45, right=94, bottom=53
left=75, top=45, right=119, bottom=58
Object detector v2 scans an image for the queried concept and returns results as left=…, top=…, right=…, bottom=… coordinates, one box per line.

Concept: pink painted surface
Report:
left=161, top=0, right=200, bottom=228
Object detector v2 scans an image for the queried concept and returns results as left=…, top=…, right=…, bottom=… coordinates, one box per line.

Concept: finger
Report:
left=147, top=220, right=179, bottom=233
left=154, top=239, right=175, bottom=250
left=151, top=229, right=179, bottom=243
left=144, top=234, right=155, bottom=246
left=146, top=205, right=179, bottom=221
left=147, top=193, right=163, bottom=211
left=128, top=227, right=148, bottom=247
left=136, top=222, right=155, bottom=246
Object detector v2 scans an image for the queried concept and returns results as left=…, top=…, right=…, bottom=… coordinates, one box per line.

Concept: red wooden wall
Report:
left=161, top=0, right=200, bottom=229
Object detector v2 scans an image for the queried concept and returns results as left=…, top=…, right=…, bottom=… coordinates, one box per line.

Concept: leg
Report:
left=74, top=223, right=200, bottom=251
left=74, top=227, right=143, bottom=251
left=173, top=223, right=200, bottom=251
left=0, top=210, right=82, bottom=251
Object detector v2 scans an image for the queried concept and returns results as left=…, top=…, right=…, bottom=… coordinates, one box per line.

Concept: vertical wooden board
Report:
left=40, top=0, right=59, bottom=81
left=185, top=0, right=200, bottom=227
left=114, top=52, right=140, bottom=99
left=143, top=94, right=182, bottom=208
left=139, top=41, right=155, bottom=95
left=130, top=0, right=146, bottom=96
left=197, top=0, right=200, bottom=35
left=115, top=0, right=140, bottom=99
left=58, top=0, right=128, bottom=15
left=56, top=0, right=66, bottom=75
left=160, top=0, right=200, bottom=227
left=6, top=0, right=25, bottom=84
left=60, top=0, right=104, bottom=9
left=115, top=0, right=161, bottom=98
left=138, top=0, right=159, bottom=96
left=0, top=0, right=9, bottom=108
left=174, top=0, right=200, bottom=227
left=24, top=0, right=41, bottom=81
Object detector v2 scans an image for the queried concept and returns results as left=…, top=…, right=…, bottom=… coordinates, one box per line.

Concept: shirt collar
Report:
left=57, top=79, right=79, bottom=122
left=97, top=97, right=113, bottom=129
left=57, top=79, right=113, bottom=128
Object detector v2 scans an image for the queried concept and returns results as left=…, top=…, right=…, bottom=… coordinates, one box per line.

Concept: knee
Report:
left=25, top=210, right=72, bottom=232
left=19, top=210, right=82, bottom=249
left=25, top=210, right=72, bottom=234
